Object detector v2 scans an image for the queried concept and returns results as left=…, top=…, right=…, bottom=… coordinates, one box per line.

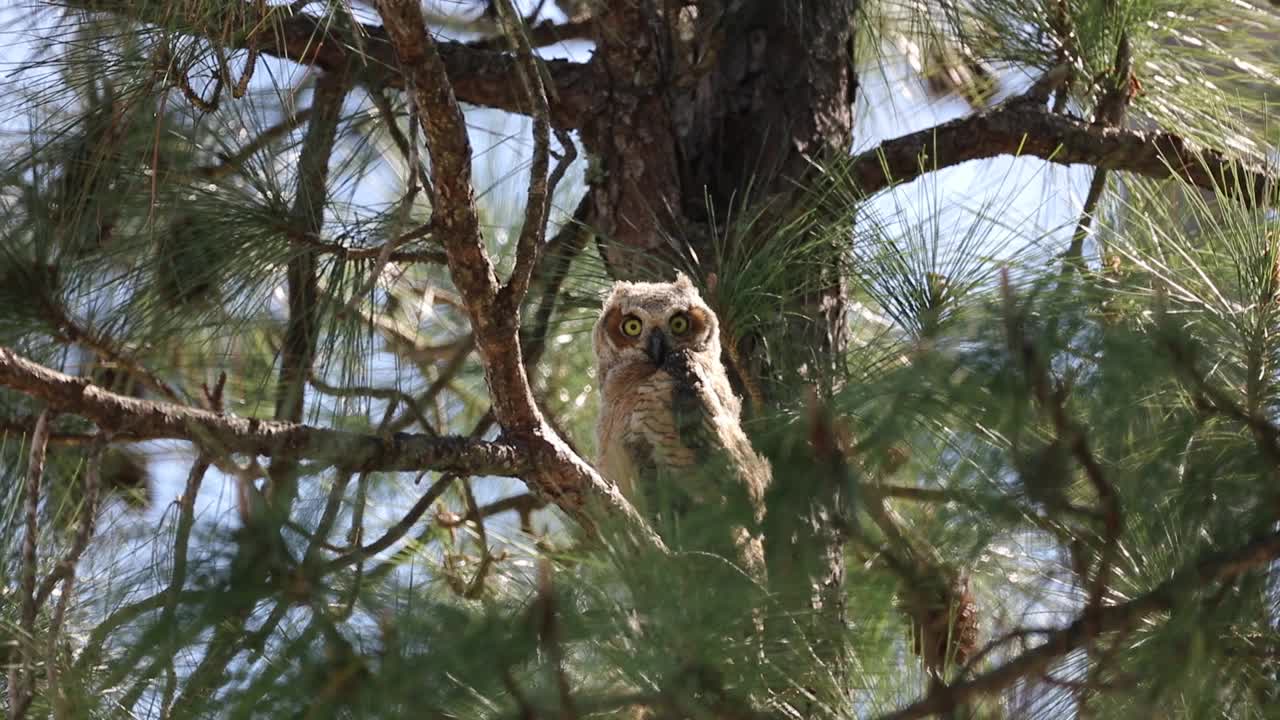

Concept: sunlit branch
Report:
left=0, top=345, right=525, bottom=475
left=847, top=101, right=1278, bottom=206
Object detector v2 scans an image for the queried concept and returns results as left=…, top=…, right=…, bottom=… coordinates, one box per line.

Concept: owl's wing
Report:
left=624, top=433, right=694, bottom=520
left=663, top=350, right=721, bottom=464
left=665, top=349, right=771, bottom=519
left=616, top=351, right=721, bottom=519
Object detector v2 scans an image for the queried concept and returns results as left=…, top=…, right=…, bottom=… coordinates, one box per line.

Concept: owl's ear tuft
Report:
left=673, top=272, right=695, bottom=289
left=603, top=280, right=632, bottom=307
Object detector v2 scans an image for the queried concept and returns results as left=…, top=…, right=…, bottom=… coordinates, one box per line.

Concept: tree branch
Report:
left=269, top=66, right=348, bottom=508
left=494, top=0, right=557, bottom=310
left=325, top=472, right=455, bottom=572
left=373, top=0, right=659, bottom=544
left=8, top=409, right=50, bottom=720
left=277, top=78, right=345, bottom=387
left=877, top=527, right=1280, bottom=720
left=64, top=0, right=595, bottom=128
left=847, top=102, right=1278, bottom=205
left=196, top=108, right=315, bottom=179
left=44, top=437, right=105, bottom=720
left=0, top=345, right=524, bottom=475
left=35, top=436, right=106, bottom=609
left=521, top=193, right=594, bottom=366
left=467, top=18, right=595, bottom=52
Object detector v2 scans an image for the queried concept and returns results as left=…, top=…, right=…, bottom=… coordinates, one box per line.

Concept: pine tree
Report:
left=2, top=1, right=1279, bottom=718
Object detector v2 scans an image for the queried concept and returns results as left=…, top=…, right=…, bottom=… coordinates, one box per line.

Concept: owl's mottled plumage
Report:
left=592, top=273, right=771, bottom=541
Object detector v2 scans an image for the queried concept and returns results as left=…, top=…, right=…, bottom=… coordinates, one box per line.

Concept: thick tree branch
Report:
left=878, top=527, right=1280, bottom=720
left=0, top=346, right=524, bottom=475
left=847, top=102, right=1279, bottom=205
left=467, top=18, right=595, bottom=52
left=64, top=0, right=595, bottom=128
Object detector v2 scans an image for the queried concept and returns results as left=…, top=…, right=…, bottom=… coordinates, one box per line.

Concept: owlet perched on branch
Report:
left=592, top=273, right=771, bottom=562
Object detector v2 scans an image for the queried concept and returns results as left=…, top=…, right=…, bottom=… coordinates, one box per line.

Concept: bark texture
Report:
left=578, top=2, right=860, bottom=407
left=582, top=2, right=855, bottom=250
left=0, top=346, right=526, bottom=475
left=579, top=2, right=861, bottom=703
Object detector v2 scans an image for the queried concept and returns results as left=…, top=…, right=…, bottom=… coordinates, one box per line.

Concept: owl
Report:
left=592, top=273, right=771, bottom=548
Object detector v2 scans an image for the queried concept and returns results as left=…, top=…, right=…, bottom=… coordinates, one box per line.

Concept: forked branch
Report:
left=372, top=0, right=658, bottom=543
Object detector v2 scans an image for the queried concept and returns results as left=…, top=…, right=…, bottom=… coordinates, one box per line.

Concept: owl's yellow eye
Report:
left=669, top=313, right=690, bottom=335
left=620, top=315, right=644, bottom=337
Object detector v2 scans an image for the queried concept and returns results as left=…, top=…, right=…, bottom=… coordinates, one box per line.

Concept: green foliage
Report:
left=1, top=0, right=1279, bottom=719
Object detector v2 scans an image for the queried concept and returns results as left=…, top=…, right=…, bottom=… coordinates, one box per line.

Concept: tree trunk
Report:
left=580, top=0, right=860, bottom=703
left=583, top=0, right=857, bottom=391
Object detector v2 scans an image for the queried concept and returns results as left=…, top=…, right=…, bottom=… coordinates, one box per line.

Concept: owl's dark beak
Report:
left=645, top=330, right=670, bottom=365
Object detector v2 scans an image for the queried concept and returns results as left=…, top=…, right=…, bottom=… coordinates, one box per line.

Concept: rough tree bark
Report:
left=584, top=0, right=857, bottom=380
left=579, top=0, right=861, bottom=698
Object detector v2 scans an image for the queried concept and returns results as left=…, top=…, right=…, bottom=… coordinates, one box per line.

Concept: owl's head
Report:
left=592, top=272, right=720, bottom=379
